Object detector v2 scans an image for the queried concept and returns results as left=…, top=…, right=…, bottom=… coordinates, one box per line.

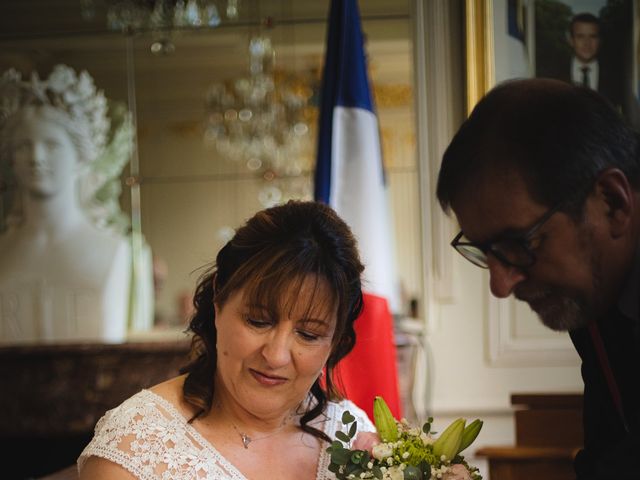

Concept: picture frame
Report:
left=465, top=0, right=495, bottom=115
left=465, top=0, right=638, bottom=124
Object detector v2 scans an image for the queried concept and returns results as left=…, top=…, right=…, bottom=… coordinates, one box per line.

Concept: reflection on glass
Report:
left=204, top=33, right=316, bottom=208
left=0, top=2, right=419, bottom=337
left=0, top=65, right=150, bottom=344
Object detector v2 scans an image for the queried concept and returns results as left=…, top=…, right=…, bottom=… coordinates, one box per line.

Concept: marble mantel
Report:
left=0, top=339, right=191, bottom=478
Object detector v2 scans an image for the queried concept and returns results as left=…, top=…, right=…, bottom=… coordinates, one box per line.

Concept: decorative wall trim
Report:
left=487, top=290, right=581, bottom=367
left=411, top=0, right=465, bottom=422
left=414, top=0, right=464, bottom=313
left=431, top=404, right=513, bottom=417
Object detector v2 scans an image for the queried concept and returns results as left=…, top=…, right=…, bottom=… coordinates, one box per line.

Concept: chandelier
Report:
left=80, top=0, right=240, bottom=32
left=204, top=34, right=317, bottom=207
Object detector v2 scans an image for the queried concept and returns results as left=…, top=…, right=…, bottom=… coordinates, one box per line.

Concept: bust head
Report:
left=9, top=105, right=84, bottom=198
left=0, top=65, right=110, bottom=213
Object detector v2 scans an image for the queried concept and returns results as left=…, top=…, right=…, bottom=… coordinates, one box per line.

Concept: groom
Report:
left=436, top=78, right=639, bottom=478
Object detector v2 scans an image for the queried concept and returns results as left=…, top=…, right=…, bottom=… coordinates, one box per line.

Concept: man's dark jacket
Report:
left=570, top=303, right=640, bottom=479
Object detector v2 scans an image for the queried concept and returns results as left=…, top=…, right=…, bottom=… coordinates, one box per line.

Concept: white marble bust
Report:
left=0, top=66, right=131, bottom=344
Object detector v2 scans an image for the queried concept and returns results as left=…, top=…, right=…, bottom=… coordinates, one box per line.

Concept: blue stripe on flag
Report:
left=314, top=0, right=373, bottom=203
left=507, top=0, right=525, bottom=43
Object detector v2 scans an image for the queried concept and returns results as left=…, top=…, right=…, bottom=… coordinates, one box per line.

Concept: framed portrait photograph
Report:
left=535, top=0, right=635, bottom=118
left=466, top=0, right=639, bottom=125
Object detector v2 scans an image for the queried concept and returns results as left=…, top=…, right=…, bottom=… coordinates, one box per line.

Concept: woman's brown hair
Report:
left=180, top=200, right=364, bottom=442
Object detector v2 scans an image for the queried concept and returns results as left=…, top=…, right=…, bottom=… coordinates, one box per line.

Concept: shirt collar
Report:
left=572, top=57, right=598, bottom=69
left=571, top=57, right=599, bottom=87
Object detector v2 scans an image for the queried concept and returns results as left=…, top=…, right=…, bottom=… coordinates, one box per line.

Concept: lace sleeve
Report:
left=77, top=390, right=244, bottom=480
left=315, top=399, right=376, bottom=480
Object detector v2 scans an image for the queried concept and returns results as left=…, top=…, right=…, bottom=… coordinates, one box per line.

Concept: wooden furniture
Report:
left=0, top=340, right=190, bottom=479
left=476, top=393, right=583, bottom=480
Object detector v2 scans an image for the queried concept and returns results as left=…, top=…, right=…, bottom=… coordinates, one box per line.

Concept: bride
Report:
left=78, top=201, right=375, bottom=479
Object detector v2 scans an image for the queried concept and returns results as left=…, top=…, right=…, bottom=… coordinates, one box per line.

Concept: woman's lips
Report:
left=249, top=369, right=288, bottom=386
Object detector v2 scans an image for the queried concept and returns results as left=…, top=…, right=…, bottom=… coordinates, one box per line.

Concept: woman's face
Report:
left=214, top=275, right=338, bottom=419
left=11, top=107, right=79, bottom=198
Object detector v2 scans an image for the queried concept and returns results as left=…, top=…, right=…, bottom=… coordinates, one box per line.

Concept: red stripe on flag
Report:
left=333, top=292, right=401, bottom=420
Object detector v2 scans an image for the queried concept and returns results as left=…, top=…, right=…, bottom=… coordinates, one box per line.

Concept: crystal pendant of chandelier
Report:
left=81, top=0, right=240, bottom=32
left=81, top=0, right=242, bottom=54
left=204, top=34, right=316, bottom=207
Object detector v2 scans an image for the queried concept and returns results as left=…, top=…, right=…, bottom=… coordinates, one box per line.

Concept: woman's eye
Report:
left=245, top=317, right=271, bottom=329
left=297, top=330, right=321, bottom=342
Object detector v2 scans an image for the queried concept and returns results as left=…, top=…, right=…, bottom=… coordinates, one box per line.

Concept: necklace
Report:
left=229, top=413, right=297, bottom=449
left=234, top=425, right=253, bottom=449
left=213, top=398, right=300, bottom=449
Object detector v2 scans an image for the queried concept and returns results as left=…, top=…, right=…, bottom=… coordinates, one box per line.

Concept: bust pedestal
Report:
left=0, top=227, right=132, bottom=344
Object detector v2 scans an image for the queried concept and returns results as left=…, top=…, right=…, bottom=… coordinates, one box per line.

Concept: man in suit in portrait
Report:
left=562, top=13, right=622, bottom=108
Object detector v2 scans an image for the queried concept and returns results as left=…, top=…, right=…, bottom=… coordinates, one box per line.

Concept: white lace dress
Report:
left=77, top=390, right=374, bottom=480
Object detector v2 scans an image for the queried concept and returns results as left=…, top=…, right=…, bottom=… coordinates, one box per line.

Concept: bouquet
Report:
left=327, top=397, right=483, bottom=480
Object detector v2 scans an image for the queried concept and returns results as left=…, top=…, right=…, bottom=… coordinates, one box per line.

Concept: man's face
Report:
left=451, top=171, right=604, bottom=331
left=569, top=21, right=600, bottom=63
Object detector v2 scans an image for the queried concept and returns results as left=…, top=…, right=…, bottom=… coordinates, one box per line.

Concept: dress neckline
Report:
left=140, top=389, right=248, bottom=479
left=139, top=389, right=330, bottom=480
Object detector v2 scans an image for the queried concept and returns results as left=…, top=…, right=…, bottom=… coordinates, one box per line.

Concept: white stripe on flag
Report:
left=330, top=106, right=399, bottom=312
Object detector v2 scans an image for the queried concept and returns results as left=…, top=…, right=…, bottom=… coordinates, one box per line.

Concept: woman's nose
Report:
left=487, top=255, right=527, bottom=298
left=261, top=330, right=292, bottom=368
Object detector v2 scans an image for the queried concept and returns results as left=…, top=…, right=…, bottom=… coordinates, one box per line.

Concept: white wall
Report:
left=492, top=0, right=533, bottom=83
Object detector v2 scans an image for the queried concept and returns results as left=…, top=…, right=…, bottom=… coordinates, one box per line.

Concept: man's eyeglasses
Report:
left=451, top=202, right=564, bottom=269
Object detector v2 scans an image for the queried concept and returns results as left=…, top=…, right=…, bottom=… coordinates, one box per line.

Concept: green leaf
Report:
left=342, top=411, right=356, bottom=424
left=345, top=463, right=362, bottom=476
left=336, top=431, right=351, bottom=443
left=348, top=421, right=358, bottom=438
left=419, top=461, right=431, bottom=479
left=403, top=466, right=422, bottom=480
left=330, top=447, right=352, bottom=465
left=422, top=422, right=431, bottom=434
left=372, top=466, right=384, bottom=479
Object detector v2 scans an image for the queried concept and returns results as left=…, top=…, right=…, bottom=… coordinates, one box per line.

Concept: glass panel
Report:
left=0, top=32, right=134, bottom=343
left=0, top=0, right=419, bottom=342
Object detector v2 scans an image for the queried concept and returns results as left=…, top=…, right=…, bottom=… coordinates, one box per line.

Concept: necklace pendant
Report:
left=240, top=433, right=251, bottom=449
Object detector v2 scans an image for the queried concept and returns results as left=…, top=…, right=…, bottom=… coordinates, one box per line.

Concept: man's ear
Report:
left=594, top=168, right=634, bottom=238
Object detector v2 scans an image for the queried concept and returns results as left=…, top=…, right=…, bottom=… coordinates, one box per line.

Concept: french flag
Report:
left=315, top=0, right=401, bottom=420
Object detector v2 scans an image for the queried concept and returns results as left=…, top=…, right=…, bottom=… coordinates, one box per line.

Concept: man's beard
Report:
left=516, top=290, right=592, bottom=331
left=514, top=246, right=601, bottom=332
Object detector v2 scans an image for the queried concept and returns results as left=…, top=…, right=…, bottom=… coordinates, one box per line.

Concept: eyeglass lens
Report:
left=455, top=238, right=535, bottom=269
